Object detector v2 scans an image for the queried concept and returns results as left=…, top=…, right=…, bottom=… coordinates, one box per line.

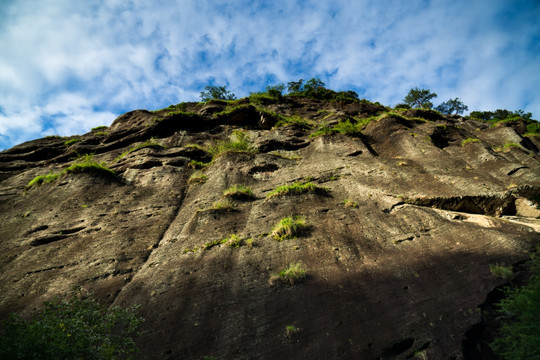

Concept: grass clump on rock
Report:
left=267, top=182, right=328, bottom=199
left=65, top=154, right=116, bottom=177
left=270, top=262, right=307, bottom=285
left=271, top=216, right=308, bottom=241
left=461, top=138, right=480, bottom=147
left=188, top=172, right=208, bottom=184
left=223, top=185, right=255, bottom=200
left=26, top=155, right=115, bottom=190
left=207, top=130, right=256, bottom=158
left=26, top=172, right=61, bottom=189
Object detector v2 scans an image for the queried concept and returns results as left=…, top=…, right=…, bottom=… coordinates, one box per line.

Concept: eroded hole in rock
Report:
left=26, top=225, right=49, bottom=234
left=248, top=163, right=279, bottom=174
left=430, top=131, right=449, bottom=148
left=410, top=195, right=518, bottom=216
left=507, top=166, right=527, bottom=176
left=58, top=226, right=86, bottom=235
left=30, top=234, right=69, bottom=246
left=346, top=150, right=363, bottom=156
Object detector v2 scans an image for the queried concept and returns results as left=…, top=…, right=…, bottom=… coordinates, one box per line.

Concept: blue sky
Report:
left=0, top=0, right=539, bottom=150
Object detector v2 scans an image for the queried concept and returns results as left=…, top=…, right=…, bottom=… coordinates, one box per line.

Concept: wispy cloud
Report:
left=1, top=0, right=538, bottom=150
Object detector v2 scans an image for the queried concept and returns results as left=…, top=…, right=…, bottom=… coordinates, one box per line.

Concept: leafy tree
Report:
left=265, top=84, right=285, bottom=98
left=303, top=77, right=325, bottom=92
left=287, top=79, right=304, bottom=93
left=470, top=109, right=534, bottom=122
left=200, top=85, right=236, bottom=102
left=470, top=111, right=494, bottom=121
left=435, top=97, right=469, bottom=115
left=491, top=257, right=540, bottom=359
left=335, top=90, right=359, bottom=100
left=515, top=109, right=533, bottom=120
left=0, top=293, right=143, bottom=360
left=403, top=87, right=438, bottom=109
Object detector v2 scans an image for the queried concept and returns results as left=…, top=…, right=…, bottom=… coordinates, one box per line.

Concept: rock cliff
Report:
left=1, top=96, right=539, bottom=359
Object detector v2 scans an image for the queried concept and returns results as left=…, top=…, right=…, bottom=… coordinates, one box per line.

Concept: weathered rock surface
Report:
left=1, top=97, right=539, bottom=359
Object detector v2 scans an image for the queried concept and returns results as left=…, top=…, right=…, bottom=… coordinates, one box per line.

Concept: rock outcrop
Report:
left=1, top=97, right=539, bottom=359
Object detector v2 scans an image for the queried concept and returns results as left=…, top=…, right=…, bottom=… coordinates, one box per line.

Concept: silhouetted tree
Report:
left=200, top=85, right=236, bottom=101
left=287, top=79, right=304, bottom=93
left=435, top=98, right=469, bottom=115
left=403, top=87, right=438, bottom=109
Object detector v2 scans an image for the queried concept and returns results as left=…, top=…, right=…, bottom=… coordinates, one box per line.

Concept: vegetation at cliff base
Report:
left=491, top=257, right=540, bottom=359
left=0, top=293, right=143, bottom=360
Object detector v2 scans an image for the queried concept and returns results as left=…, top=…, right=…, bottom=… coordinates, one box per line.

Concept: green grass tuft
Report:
left=461, top=138, right=480, bottom=147
left=26, top=172, right=60, bottom=189
left=64, top=138, right=80, bottom=146
left=207, top=130, right=257, bottom=158
left=271, top=216, right=308, bottom=241
left=223, top=185, right=255, bottom=200
left=188, top=172, right=208, bottom=184
left=65, top=154, right=115, bottom=177
left=270, top=263, right=307, bottom=285
left=267, top=182, right=329, bottom=199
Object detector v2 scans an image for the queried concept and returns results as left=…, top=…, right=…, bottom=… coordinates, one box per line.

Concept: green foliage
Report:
left=343, top=199, right=359, bottom=208
left=200, top=85, right=236, bottom=102
left=224, top=234, right=243, bottom=248
left=26, top=155, right=114, bottom=189
left=271, top=216, right=308, bottom=241
left=223, top=185, right=255, bottom=200
left=403, top=88, right=438, bottom=109
left=470, top=109, right=534, bottom=125
left=188, top=172, right=208, bottom=184
left=394, top=103, right=411, bottom=110
left=287, top=79, right=304, bottom=93
left=287, top=78, right=358, bottom=101
left=91, top=126, right=108, bottom=131
left=267, top=182, right=329, bottom=198
left=209, top=200, right=236, bottom=212
left=154, top=102, right=188, bottom=113
left=188, top=160, right=211, bottom=169
left=525, top=121, right=540, bottom=136
left=284, top=324, right=301, bottom=338
left=250, top=84, right=286, bottom=102
left=461, top=138, right=480, bottom=147
left=207, top=130, right=256, bottom=158
left=503, top=142, right=520, bottom=150
left=265, top=84, right=285, bottom=98
left=0, top=293, right=143, bottom=360
left=435, top=97, right=468, bottom=115
left=270, top=263, right=307, bottom=285
left=26, top=172, right=60, bottom=189
left=64, top=138, right=80, bottom=146
left=311, top=119, right=362, bottom=138
left=274, top=115, right=313, bottom=130
left=65, top=154, right=116, bottom=177
left=490, top=263, right=513, bottom=279
left=491, top=258, right=540, bottom=359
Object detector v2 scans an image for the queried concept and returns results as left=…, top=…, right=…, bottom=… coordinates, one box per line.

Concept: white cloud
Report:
left=0, top=0, right=539, bottom=150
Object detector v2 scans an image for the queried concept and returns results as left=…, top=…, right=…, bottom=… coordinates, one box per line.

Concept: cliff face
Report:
left=1, top=97, right=539, bottom=359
